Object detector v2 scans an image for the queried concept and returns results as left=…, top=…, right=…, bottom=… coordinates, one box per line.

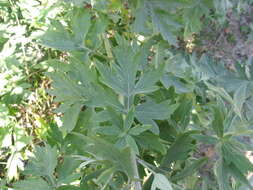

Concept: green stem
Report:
left=131, top=151, right=142, bottom=190
left=120, top=95, right=140, bottom=189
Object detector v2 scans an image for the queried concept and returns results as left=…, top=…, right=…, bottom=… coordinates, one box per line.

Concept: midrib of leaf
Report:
left=126, top=66, right=131, bottom=111
left=130, top=150, right=142, bottom=190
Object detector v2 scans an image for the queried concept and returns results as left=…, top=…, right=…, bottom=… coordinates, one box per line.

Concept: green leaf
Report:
left=96, top=44, right=138, bottom=97
left=147, top=0, right=183, bottom=46
left=161, top=73, right=193, bottom=93
left=38, top=21, right=80, bottom=51
left=205, top=82, right=233, bottom=104
left=48, top=60, right=123, bottom=113
left=96, top=167, right=114, bottom=187
left=233, top=82, right=248, bottom=118
left=135, top=100, right=177, bottom=134
left=62, top=103, right=82, bottom=133
left=57, top=156, right=81, bottom=185
left=73, top=134, right=135, bottom=179
left=24, top=145, right=57, bottom=180
left=96, top=41, right=164, bottom=97
left=96, top=125, right=122, bottom=136
left=212, top=106, right=224, bottom=138
left=129, top=125, right=152, bottom=136
left=56, top=185, right=80, bottom=190
left=72, top=8, right=91, bottom=42
left=14, top=178, right=52, bottom=190
left=172, top=98, right=192, bottom=129
left=87, top=85, right=124, bottom=110
left=47, top=123, right=64, bottom=146
left=222, top=142, right=253, bottom=173
left=151, top=173, right=173, bottom=190
left=47, top=71, right=87, bottom=104
left=85, top=13, right=108, bottom=49
left=228, top=163, right=253, bottom=189
left=80, top=168, right=106, bottom=185
left=125, top=135, right=139, bottom=154
left=191, top=134, right=218, bottom=145
left=183, top=2, right=209, bottom=37
left=67, top=60, right=97, bottom=84
left=124, top=107, right=135, bottom=130
left=38, top=9, right=90, bottom=51
left=106, top=107, right=123, bottom=128
left=135, top=132, right=166, bottom=154
left=214, top=159, right=231, bottom=190
left=134, top=64, right=164, bottom=94
left=171, top=158, right=208, bottom=181
left=161, top=132, right=194, bottom=169
left=74, top=108, right=96, bottom=132
left=132, top=0, right=152, bottom=34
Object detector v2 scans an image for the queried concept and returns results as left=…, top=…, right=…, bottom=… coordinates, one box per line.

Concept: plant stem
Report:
left=130, top=151, right=142, bottom=190
left=102, top=33, right=114, bottom=62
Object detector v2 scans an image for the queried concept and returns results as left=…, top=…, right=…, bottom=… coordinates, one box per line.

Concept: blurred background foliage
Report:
left=0, top=0, right=60, bottom=182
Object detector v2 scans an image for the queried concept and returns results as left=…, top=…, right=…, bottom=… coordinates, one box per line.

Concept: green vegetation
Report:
left=1, top=0, right=253, bottom=189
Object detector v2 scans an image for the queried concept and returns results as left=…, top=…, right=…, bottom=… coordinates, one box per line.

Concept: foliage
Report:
left=0, top=0, right=59, bottom=182
left=1, top=0, right=253, bottom=190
